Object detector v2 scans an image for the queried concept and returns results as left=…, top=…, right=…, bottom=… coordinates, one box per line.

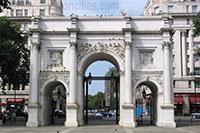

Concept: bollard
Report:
left=57, top=130, right=59, bottom=133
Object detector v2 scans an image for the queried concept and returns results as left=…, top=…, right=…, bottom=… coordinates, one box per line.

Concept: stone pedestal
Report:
left=65, top=104, right=79, bottom=127
left=159, top=105, right=176, bottom=128
left=121, top=104, right=136, bottom=128
left=26, top=104, right=39, bottom=127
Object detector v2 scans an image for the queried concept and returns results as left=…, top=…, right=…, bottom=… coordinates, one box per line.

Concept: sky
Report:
left=62, top=0, right=148, bottom=95
left=85, top=61, right=114, bottom=95
left=63, top=0, right=148, bottom=16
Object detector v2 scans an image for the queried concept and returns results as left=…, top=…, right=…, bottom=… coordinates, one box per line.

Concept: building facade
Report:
left=144, top=0, right=200, bottom=115
left=0, top=0, right=63, bottom=17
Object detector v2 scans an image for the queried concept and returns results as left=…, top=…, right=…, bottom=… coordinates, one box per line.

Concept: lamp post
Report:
left=85, top=72, right=92, bottom=123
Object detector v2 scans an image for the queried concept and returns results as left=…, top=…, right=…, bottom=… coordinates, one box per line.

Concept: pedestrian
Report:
left=12, top=111, right=16, bottom=123
left=2, top=112, right=6, bottom=124
left=24, top=112, right=28, bottom=122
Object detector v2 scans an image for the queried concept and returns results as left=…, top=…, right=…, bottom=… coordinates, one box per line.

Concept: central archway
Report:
left=77, top=50, right=124, bottom=126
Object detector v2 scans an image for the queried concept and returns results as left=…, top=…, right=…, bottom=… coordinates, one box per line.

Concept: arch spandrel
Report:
left=77, top=42, right=125, bottom=73
left=39, top=71, right=70, bottom=95
left=132, top=71, right=164, bottom=95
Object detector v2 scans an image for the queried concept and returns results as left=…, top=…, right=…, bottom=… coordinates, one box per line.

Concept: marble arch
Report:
left=26, top=15, right=176, bottom=128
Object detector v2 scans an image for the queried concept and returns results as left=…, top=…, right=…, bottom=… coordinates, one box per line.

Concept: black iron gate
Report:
left=84, top=73, right=120, bottom=125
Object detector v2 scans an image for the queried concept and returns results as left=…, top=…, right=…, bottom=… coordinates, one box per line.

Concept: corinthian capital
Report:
left=162, top=41, right=172, bottom=49
left=69, top=42, right=77, bottom=48
left=31, top=42, right=40, bottom=50
left=181, top=30, right=187, bottom=36
left=124, top=41, right=132, bottom=48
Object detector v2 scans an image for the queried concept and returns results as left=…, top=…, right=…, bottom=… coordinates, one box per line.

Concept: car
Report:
left=101, top=112, right=113, bottom=117
left=54, top=110, right=66, bottom=118
left=191, top=113, right=200, bottom=119
left=95, top=112, right=103, bottom=119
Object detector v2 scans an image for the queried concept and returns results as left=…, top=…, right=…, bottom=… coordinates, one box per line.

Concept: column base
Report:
left=160, top=104, right=176, bottom=128
left=121, top=121, right=136, bottom=128
left=26, top=103, right=39, bottom=127
left=65, top=103, right=79, bottom=127
left=120, top=104, right=136, bottom=128
left=26, top=121, right=39, bottom=127
left=65, top=121, right=78, bottom=127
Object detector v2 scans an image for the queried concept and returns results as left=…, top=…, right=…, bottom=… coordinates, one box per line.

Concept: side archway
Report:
left=38, top=72, right=69, bottom=126
left=133, top=79, right=162, bottom=126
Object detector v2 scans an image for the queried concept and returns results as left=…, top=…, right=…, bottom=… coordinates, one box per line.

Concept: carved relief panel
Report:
left=139, top=49, right=155, bottom=68
left=49, top=50, right=63, bottom=67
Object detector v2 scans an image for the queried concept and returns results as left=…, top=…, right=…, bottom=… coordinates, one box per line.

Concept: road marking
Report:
left=60, top=128, right=75, bottom=133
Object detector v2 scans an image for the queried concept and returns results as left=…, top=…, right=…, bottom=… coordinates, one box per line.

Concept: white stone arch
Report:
left=39, top=73, right=69, bottom=126
left=133, top=78, right=163, bottom=96
left=78, top=49, right=125, bottom=73
left=133, top=78, right=163, bottom=126
left=76, top=48, right=124, bottom=125
left=41, top=78, right=69, bottom=95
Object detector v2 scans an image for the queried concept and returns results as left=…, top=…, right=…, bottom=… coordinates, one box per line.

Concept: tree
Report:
left=0, top=0, right=10, bottom=12
left=193, top=12, right=200, bottom=37
left=0, top=17, right=30, bottom=90
left=88, top=92, right=105, bottom=110
left=193, top=13, right=200, bottom=56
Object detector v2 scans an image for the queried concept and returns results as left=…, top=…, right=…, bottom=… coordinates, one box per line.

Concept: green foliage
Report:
left=193, top=12, right=200, bottom=37
left=0, top=0, right=10, bottom=12
left=0, top=17, right=30, bottom=90
left=193, top=13, right=200, bottom=55
left=194, top=46, right=200, bottom=56
left=88, top=92, right=105, bottom=110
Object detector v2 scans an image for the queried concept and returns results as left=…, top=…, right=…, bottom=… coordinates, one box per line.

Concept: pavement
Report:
left=1, top=125, right=200, bottom=133
left=0, top=117, right=200, bottom=133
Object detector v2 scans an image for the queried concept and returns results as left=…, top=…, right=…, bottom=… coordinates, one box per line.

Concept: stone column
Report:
left=125, top=42, right=132, bottom=105
left=26, top=38, right=40, bottom=127
left=65, top=42, right=79, bottom=127
left=69, top=42, right=77, bottom=104
left=77, top=71, right=84, bottom=126
left=174, top=30, right=182, bottom=76
left=163, top=41, right=173, bottom=105
left=181, top=30, right=187, bottom=76
left=121, top=42, right=135, bottom=127
left=189, top=29, right=194, bottom=74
